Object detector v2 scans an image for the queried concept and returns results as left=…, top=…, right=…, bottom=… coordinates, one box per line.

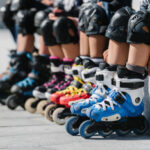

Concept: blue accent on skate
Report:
left=23, top=90, right=33, bottom=96
left=86, top=90, right=144, bottom=122
left=17, top=77, right=36, bottom=88
left=26, top=53, right=33, bottom=61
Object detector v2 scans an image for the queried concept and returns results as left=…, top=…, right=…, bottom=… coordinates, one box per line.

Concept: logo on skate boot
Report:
left=135, top=97, right=141, bottom=104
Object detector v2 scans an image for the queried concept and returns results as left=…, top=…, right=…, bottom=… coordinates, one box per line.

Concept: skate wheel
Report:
left=79, top=120, right=96, bottom=139
left=53, top=107, right=68, bottom=125
left=36, top=100, right=48, bottom=115
left=6, top=94, right=18, bottom=110
left=98, top=128, right=113, bottom=137
left=133, top=119, right=149, bottom=135
left=24, top=98, right=37, bottom=113
left=65, top=116, right=79, bottom=136
left=44, top=104, right=57, bottom=122
left=116, top=129, right=131, bottom=136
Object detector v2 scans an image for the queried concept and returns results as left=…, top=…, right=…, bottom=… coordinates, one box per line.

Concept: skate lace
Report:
left=68, top=88, right=86, bottom=97
left=58, top=86, right=78, bottom=94
left=44, top=75, right=57, bottom=87
left=54, top=75, right=72, bottom=90
left=81, top=85, right=106, bottom=104
left=95, top=88, right=124, bottom=111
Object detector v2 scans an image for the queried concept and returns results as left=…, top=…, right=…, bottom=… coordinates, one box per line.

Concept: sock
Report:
left=80, top=55, right=90, bottom=60
left=90, top=57, right=104, bottom=65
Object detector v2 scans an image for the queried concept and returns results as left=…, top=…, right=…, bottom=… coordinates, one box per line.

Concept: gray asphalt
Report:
left=0, top=29, right=150, bottom=150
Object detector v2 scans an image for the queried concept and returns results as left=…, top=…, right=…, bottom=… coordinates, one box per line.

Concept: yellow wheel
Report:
left=36, top=100, right=48, bottom=115
left=44, top=104, right=57, bottom=121
left=24, top=98, right=37, bottom=113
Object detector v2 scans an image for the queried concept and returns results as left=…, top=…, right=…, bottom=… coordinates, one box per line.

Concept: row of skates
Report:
left=0, top=50, right=149, bottom=139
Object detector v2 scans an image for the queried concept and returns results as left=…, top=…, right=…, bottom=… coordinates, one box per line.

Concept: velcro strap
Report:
left=110, top=92, right=125, bottom=104
left=112, top=80, right=144, bottom=89
left=96, top=74, right=104, bottom=81
left=83, top=71, right=96, bottom=79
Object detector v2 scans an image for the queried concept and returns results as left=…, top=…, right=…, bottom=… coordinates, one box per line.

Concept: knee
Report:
left=127, top=11, right=150, bottom=45
left=40, top=19, right=57, bottom=46
left=85, top=4, right=109, bottom=36
left=34, top=11, right=47, bottom=35
left=53, top=17, right=79, bottom=44
left=16, top=10, right=36, bottom=35
left=105, top=7, right=134, bottom=42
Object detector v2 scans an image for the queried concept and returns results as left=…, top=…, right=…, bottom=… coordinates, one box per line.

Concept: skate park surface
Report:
left=1, top=29, right=150, bottom=150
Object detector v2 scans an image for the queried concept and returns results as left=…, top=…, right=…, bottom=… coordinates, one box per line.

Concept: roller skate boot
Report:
left=66, top=63, right=116, bottom=136
left=44, top=56, right=84, bottom=123
left=25, top=56, right=65, bottom=113
left=6, top=54, right=50, bottom=110
left=79, top=67, right=149, bottom=139
left=36, top=58, right=74, bottom=115
left=0, top=51, right=31, bottom=105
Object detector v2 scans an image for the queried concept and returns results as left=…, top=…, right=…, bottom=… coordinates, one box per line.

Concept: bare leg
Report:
left=38, top=36, right=49, bottom=55
left=17, top=34, right=34, bottom=53
left=48, top=45, right=64, bottom=59
left=61, top=43, right=79, bottom=59
left=80, top=31, right=90, bottom=56
left=128, top=44, right=150, bottom=67
left=89, top=35, right=107, bottom=58
left=107, top=40, right=129, bottom=66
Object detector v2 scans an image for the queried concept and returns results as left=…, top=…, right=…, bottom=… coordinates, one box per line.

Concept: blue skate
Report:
left=79, top=67, right=149, bottom=139
left=66, top=63, right=116, bottom=136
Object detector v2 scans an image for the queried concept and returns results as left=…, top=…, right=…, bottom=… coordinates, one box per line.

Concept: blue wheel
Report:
left=133, top=119, right=149, bottom=135
left=116, top=129, right=131, bottom=136
left=79, top=120, right=96, bottom=139
left=65, top=116, right=79, bottom=136
left=98, top=129, right=113, bottom=137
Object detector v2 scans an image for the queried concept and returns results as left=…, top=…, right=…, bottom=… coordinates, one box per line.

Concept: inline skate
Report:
left=66, top=63, right=116, bottom=135
left=79, top=67, right=149, bottom=139
left=0, top=50, right=31, bottom=105
left=46, top=59, right=97, bottom=125
left=28, top=58, right=74, bottom=114
left=6, top=54, right=50, bottom=110
left=44, top=57, right=85, bottom=123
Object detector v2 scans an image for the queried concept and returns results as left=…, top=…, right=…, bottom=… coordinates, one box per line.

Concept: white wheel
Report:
left=44, top=104, right=57, bottom=121
left=24, top=98, right=37, bottom=113
left=53, top=107, right=69, bottom=125
left=36, top=100, right=48, bottom=115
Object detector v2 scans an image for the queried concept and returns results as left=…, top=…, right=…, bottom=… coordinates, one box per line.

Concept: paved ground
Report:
left=0, top=29, right=150, bottom=150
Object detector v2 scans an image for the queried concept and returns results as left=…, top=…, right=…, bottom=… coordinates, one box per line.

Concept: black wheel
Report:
left=133, top=119, right=149, bottom=135
left=6, top=94, right=19, bottom=110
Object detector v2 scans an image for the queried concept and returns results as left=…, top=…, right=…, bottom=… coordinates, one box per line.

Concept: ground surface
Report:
left=0, top=30, right=150, bottom=150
